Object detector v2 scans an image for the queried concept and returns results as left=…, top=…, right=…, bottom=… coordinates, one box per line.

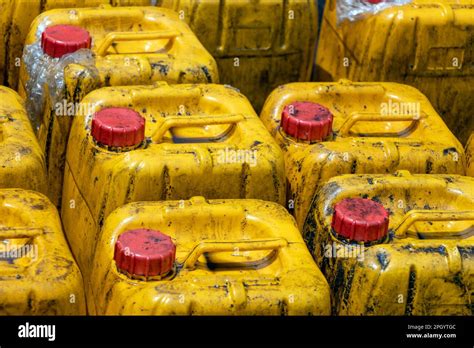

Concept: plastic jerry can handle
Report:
left=182, top=238, right=288, bottom=270
left=394, top=210, right=474, bottom=239
left=0, top=228, right=44, bottom=239
left=338, top=112, right=427, bottom=137
left=96, top=30, right=180, bottom=57
left=151, top=114, right=245, bottom=143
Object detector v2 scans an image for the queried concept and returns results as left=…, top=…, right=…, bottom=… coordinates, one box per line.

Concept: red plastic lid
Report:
left=281, top=102, right=333, bottom=142
left=366, top=0, right=383, bottom=3
left=114, top=229, right=176, bottom=278
left=331, top=198, right=389, bottom=242
left=41, top=25, right=91, bottom=58
left=91, top=107, right=145, bottom=147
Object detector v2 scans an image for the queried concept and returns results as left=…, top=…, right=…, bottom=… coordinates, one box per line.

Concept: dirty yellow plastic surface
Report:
left=62, top=83, right=286, bottom=279
left=89, top=197, right=331, bottom=315
left=260, top=80, right=466, bottom=229
left=0, top=189, right=86, bottom=315
left=0, top=87, right=47, bottom=193
left=19, top=5, right=219, bottom=208
left=302, top=171, right=474, bottom=315
left=159, top=0, right=318, bottom=111
left=315, top=0, right=474, bottom=145
left=0, top=0, right=151, bottom=88
left=467, top=133, right=474, bottom=177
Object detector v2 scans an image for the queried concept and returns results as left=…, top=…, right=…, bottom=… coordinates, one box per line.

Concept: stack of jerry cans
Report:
left=9, top=3, right=334, bottom=316
left=62, top=82, right=285, bottom=269
left=19, top=5, right=219, bottom=208
left=88, top=197, right=331, bottom=315
left=61, top=82, right=331, bottom=314
left=302, top=171, right=474, bottom=315
left=0, top=87, right=85, bottom=314
left=260, top=80, right=466, bottom=230
left=260, top=80, right=473, bottom=315
left=3, top=0, right=318, bottom=114
left=315, top=0, right=474, bottom=145
left=61, top=83, right=285, bottom=277
left=2, top=1, right=318, bottom=113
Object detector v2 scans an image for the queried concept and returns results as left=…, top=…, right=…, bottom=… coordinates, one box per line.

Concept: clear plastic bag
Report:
left=337, top=0, right=412, bottom=23
left=22, top=41, right=98, bottom=131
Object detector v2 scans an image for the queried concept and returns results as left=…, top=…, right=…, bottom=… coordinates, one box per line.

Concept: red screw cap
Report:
left=366, top=0, right=383, bottom=3
left=114, top=229, right=176, bottom=278
left=332, top=198, right=389, bottom=243
left=281, top=101, right=333, bottom=142
left=41, top=25, right=91, bottom=58
left=91, top=107, right=145, bottom=147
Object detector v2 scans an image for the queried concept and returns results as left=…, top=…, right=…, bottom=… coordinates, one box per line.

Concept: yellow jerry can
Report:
left=19, top=5, right=218, bottom=208
left=61, top=83, right=286, bottom=280
left=158, top=0, right=318, bottom=111
left=302, top=171, right=474, bottom=315
left=89, top=197, right=331, bottom=315
left=0, top=0, right=151, bottom=89
left=315, top=0, right=474, bottom=145
left=260, top=80, right=466, bottom=229
left=0, top=189, right=86, bottom=315
left=467, top=133, right=474, bottom=177
left=0, top=87, right=47, bottom=193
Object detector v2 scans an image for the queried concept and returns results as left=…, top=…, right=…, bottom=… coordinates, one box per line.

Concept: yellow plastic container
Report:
left=260, top=80, right=466, bottom=229
left=0, top=189, right=86, bottom=315
left=467, top=133, right=474, bottom=177
left=19, top=5, right=219, bottom=208
left=89, top=197, right=331, bottom=315
left=302, top=171, right=474, bottom=315
left=315, top=0, right=474, bottom=145
left=62, top=83, right=286, bottom=279
left=0, top=0, right=150, bottom=88
left=159, top=0, right=318, bottom=111
left=0, top=87, right=47, bottom=193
